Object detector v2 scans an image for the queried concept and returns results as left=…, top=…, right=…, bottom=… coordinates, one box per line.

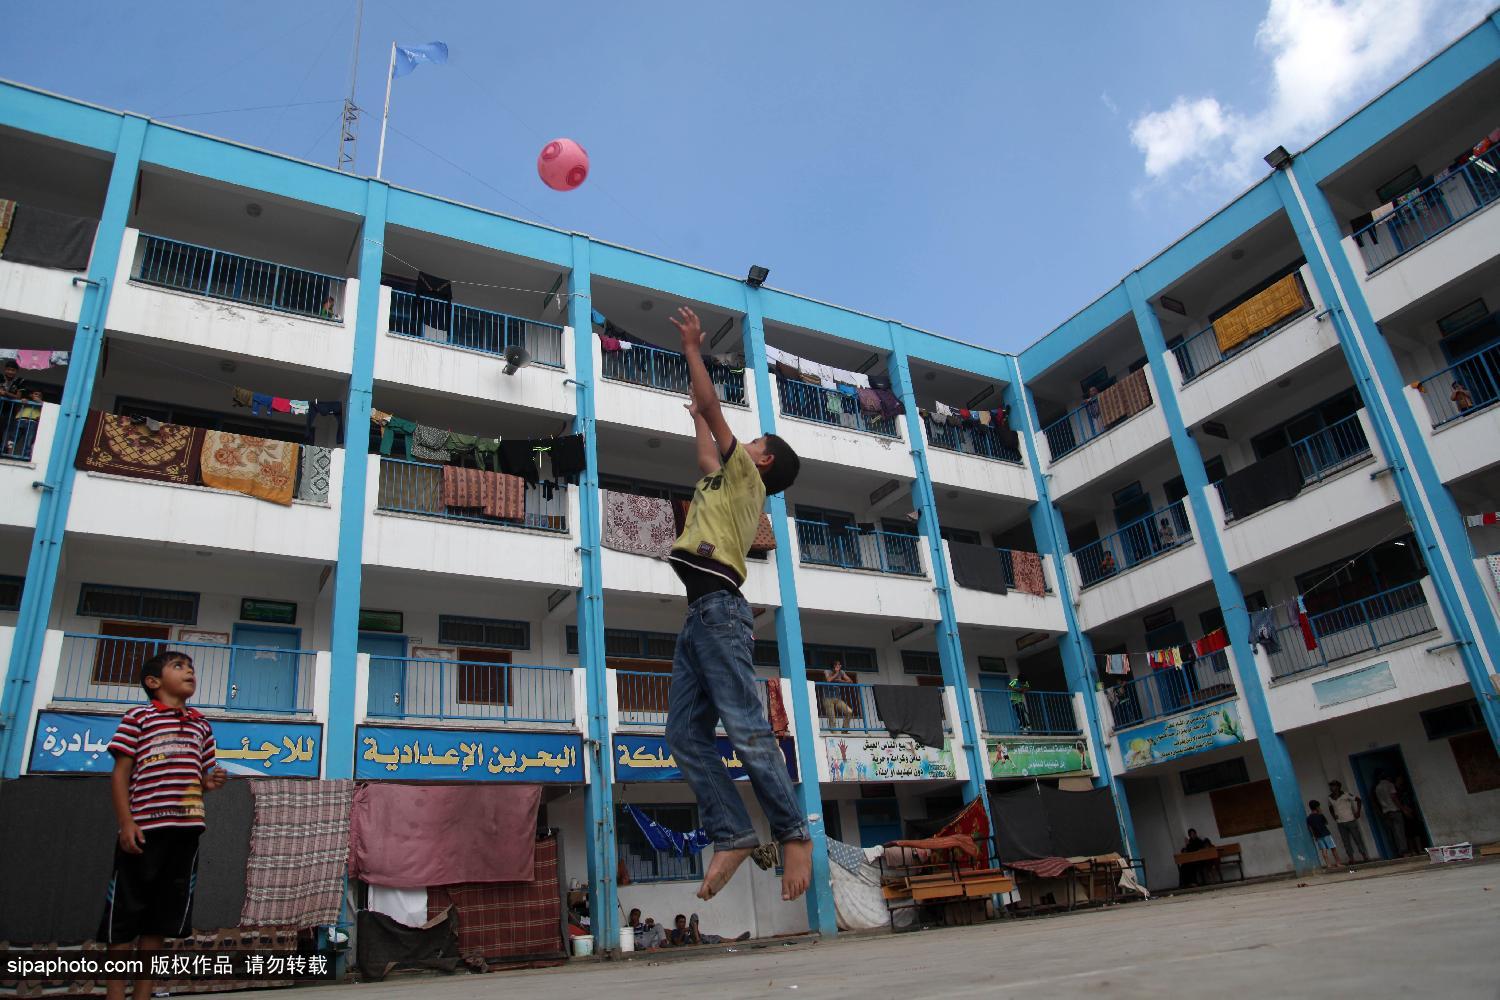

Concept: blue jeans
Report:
left=666, top=591, right=808, bottom=850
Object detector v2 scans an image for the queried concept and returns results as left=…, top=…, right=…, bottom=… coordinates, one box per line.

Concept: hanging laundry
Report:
left=765, top=679, right=790, bottom=738
left=624, top=804, right=710, bottom=856
left=75, top=411, right=204, bottom=485
left=590, top=307, right=607, bottom=326
left=200, top=432, right=299, bottom=506
left=15, top=349, right=50, bottom=370
left=1193, top=628, right=1230, bottom=657
left=498, top=438, right=539, bottom=484
left=289, top=399, right=309, bottom=416
left=308, top=400, right=345, bottom=445
left=444, top=432, right=478, bottom=463
left=0, top=199, right=13, bottom=254
left=441, top=465, right=526, bottom=520
left=1250, top=606, right=1281, bottom=654
left=0, top=203, right=98, bottom=271
left=873, top=388, right=904, bottom=420
left=1464, top=512, right=1499, bottom=527
left=250, top=393, right=273, bottom=416
left=297, top=444, right=333, bottom=504
left=473, top=436, right=501, bottom=473
left=602, top=490, right=676, bottom=557
left=1296, top=596, right=1318, bottom=651
left=1104, top=652, right=1132, bottom=676
left=270, top=397, right=291, bottom=414
left=379, top=416, right=417, bottom=457
left=547, top=434, right=587, bottom=481
left=1009, top=550, right=1047, bottom=596
left=369, top=408, right=392, bottom=428
left=409, top=423, right=451, bottom=462
left=0, top=349, right=13, bottom=360
left=977, top=410, right=992, bottom=426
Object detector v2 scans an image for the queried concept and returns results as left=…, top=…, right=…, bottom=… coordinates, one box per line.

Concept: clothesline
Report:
left=0, top=349, right=69, bottom=370
left=369, top=239, right=591, bottom=301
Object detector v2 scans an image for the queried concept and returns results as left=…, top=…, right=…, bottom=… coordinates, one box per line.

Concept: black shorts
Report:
left=98, top=826, right=202, bottom=943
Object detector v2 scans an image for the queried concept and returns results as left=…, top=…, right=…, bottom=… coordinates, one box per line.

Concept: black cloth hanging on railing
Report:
left=1, top=204, right=97, bottom=270
left=547, top=434, right=587, bottom=482
left=872, top=684, right=945, bottom=749
left=1218, top=446, right=1304, bottom=520
left=948, top=541, right=1008, bottom=595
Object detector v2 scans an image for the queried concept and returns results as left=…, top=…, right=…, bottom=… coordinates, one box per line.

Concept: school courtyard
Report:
left=253, top=860, right=1497, bottom=999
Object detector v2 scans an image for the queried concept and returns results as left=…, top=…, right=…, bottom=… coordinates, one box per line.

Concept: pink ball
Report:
left=537, top=138, right=589, bottom=191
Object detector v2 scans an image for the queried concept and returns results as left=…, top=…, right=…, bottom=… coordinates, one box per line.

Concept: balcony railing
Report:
left=778, top=377, right=898, bottom=438
left=54, top=633, right=316, bottom=714
left=0, top=397, right=41, bottom=462
left=815, top=681, right=886, bottom=732
left=600, top=341, right=745, bottom=404
left=133, top=233, right=346, bottom=321
left=1073, top=499, right=1192, bottom=589
left=1415, top=340, right=1500, bottom=428
left=976, top=688, right=1079, bottom=736
left=389, top=290, right=565, bottom=368
left=1352, top=145, right=1500, bottom=273
left=367, top=655, right=574, bottom=724
left=615, top=670, right=769, bottom=727
left=1105, top=650, right=1236, bottom=730
left=1041, top=368, right=1153, bottom=461
left=376, top=457, right=569, bottom=533
left=795, top=520, right=924, bottom=576
left=1265, top=581, right=1436, bottom=680
left=1216, top=413, right=1371, bottom=521
left=923, top=414, right=1021, bottom=463
left=1170, top=275, right=1315, bottom=385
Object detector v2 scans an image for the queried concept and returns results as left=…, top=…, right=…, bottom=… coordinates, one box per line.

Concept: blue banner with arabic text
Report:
left=355, top=725, right=583, bottom=782
left=29, top=711, right=321, bottom=778
left=612, top=733, right=798, bottom=782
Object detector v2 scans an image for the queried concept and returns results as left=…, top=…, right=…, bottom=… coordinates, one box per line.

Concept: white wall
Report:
left=789, top=526, right=940, bottom=621
left=1404, top=383, right=1500, bottom=484
left=1346, top=199, right=1500, bottom=322
left=1071, top=530, right=1213, bottom=633
left=593, top=339, right=760, bottom=450
left=773, top=392, right=914, bottom=481
left=922, top=420, right=1036, bottom=502
left=108, top=229, right=356, bottom=375
left=945, top=541, right=1066, bottom=632
left=0, top=258, right=87, bottom=328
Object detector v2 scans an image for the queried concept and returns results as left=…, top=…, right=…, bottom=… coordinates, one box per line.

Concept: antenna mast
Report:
left=337, top=0, right=365, bottom=171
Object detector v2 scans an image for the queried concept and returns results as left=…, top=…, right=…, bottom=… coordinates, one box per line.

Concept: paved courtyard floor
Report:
left=234, top=861, right=1499, bottom=999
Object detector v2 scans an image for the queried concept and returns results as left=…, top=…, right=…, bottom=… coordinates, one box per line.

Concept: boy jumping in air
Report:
left=665, top=306, right=810, bottom=903
left=100, top=651, right=228, bottom=1000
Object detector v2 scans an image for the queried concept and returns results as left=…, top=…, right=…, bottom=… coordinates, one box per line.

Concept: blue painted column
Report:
left=1125, top=273, right=1319, bottom=873
left=324, top=179, right=387, bottom=779
left=886, top=327, right=989, bottom=813
left=568, top=237, right=619, bottom=953
left=1, top=114, right=146, bottom=777
left=741, top=287, right=835, bottom=937
left=1002, top=356, right=1140, bottom=861
left=1273, top=163, right=1500, bottom=752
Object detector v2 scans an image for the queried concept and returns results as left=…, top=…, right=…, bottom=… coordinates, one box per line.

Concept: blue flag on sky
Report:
left=393, top=42, right=448, bottom=79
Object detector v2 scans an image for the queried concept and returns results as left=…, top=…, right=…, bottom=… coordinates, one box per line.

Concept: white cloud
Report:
left=1129, top=0, right=1493, bottom=185
left=1100, top=91, right=1120, bottom=117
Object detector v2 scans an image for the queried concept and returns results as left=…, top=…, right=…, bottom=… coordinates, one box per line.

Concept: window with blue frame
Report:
left=900, top=650, right=942, bottom=676
left=437, top=615, right=529, bottom=649
left=77, top=583, right=198, bottom=625
left=618, top=804, right=703, bottom=882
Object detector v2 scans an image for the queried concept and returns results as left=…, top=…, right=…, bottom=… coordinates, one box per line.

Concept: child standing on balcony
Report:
left=98, top=651, right=228, bottom=1000
left=664, top=305, right=811, bottom=904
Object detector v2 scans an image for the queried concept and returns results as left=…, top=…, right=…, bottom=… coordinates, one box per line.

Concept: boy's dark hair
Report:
left=759, top=434, right=800, bottom=496
left=140, top=651, right=190, bottom=697
left=1308, top=799, right=1320, bottom=810
left=1, top=360, right=16, bottom=371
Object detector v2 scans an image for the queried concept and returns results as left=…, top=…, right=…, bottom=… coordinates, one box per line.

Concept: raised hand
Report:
left=670, top=306, right=704, bottom=352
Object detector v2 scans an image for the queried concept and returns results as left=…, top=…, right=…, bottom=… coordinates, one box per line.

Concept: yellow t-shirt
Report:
left=668, top=440, right=766, bottom=588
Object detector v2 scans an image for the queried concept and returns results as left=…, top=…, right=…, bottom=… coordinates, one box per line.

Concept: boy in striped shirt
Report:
left=100, top=651, right=227, bottom=1000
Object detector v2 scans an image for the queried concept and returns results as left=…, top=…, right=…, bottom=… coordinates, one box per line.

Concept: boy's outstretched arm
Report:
left=671, top=307, right=733, bottom=453
left=687, top=402, right=719, bottom=475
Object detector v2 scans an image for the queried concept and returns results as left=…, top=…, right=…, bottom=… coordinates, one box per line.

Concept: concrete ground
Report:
left=235, top=861, right=1499, bottom=999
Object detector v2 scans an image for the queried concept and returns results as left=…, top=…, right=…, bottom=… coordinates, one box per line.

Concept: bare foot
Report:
left=697, top=846, right=753, bottom=900
left=781, top=838, right=812, bottom=901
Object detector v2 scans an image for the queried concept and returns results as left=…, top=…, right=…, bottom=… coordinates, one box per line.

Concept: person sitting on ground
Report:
left=1178, top=828, right=1214, bottom=887
left=628, top=908, right=665, bottom=951
left=1306, top=800, right=1341, bottom=869
left=667, top=912, right=750, bottom=947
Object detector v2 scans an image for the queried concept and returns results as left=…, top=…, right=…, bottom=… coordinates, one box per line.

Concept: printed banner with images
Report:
left=29, top=710, right=321, bottom=777
left=1122, top=703, right=1243, bottom=770
left=987, top=736, right=1091, bottom=779
left=355, top=724, right=583, bottom=781
left=825, top=736, right=954, bottom=781
left=613, top=732, right=798, bottom=782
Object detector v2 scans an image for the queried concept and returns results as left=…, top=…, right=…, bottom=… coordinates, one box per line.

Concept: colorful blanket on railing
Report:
left=75, top=411, right=205, bottom=484
left=200, top=431, right=299, bottom=505
left=1097, top=368, right=1152, bottom=427
left=240, top=779, right=355, bottom=928
left=602, top=490, right=676, bottom=557
left=1011, top=550, right=1047, bottom=596
left=1213, top=272, right=1308, bottom=353
left=297, top=444, right=333, bottom=503
left=426, top=837, right=566, bottom=966
left=441, top=465, right=526, bottom=520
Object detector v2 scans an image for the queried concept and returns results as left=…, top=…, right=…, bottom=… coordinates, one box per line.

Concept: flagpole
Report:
left=375, top=41, right=396, bottom=179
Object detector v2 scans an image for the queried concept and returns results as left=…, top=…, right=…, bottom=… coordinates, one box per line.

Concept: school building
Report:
left=0, top=9, right=1498, bottom=955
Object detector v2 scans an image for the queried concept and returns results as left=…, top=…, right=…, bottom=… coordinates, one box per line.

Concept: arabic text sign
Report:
left=355, top=725, right=583, bottom=782
left=29, top=711, right=321, bottom=777
left=987, top=737, right=1090, bottom=779
left=1121, top=702, right=1243, bottom=770
left=613, top=733, right=798, bottom=782
left=824, top=736, right=954, bottom=782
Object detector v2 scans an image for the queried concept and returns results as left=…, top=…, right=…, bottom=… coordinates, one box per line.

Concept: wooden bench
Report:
left=883, top=868, right=1016, bottom=927
left=1173, top=842, right=1244, bottom=884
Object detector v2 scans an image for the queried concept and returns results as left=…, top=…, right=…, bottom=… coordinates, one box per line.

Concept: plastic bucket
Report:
left=619, top=926, right=635, bottom=953
left=571, top=935, right=594, bottom=957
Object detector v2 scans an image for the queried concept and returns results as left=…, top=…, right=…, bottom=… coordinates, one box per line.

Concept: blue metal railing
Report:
left=367, top=655, right=574, bottom=724
left=1105, top=650, right=1237, bottom=730
left=977, top=689, right=1079, bottom=735
left=1073, top=499, right=1192, bottom=589
left=1415, top=339, right=1500, bottom=428
left=1216, top=413, right=1371, bottom=521
left=1265, top=581, right=1436, bottom=680
left=388, top=289, right=565, bottom=368
left=615, top=670, right=769, bottom=727
left=795, top=520, right=924, bottom=576
left=0, top=397, right=42, bottom=462
left=923, top=414, right=1021, bottom=463
left=815, top=681, right=885, bottom=732
left=778, top=377, right=898, bottom=437
left=376, top=457, right=569, bottom=533
left=600, top=340, right=745, bottom=405
left=54, top=633, right=316, bottom=714
left=133, top=233, right=346, bottom=321
left=1171, top=278, right=1314, bottom=385
left=1039, top=398, right=1110, bottom=461
left=1352, top=145, right=1500, bottom=273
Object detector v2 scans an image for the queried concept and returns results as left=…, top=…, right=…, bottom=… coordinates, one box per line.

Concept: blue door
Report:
left=360, top=633, right=407, bottom=718
left=229, top=625, right=301, bottom=713
left=855, top=800, right=902, bottom=849
left=978, top=674, right=1012, bottom=733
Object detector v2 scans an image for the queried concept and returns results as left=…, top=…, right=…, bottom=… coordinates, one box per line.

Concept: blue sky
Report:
left=3, top=0, right=1489, bottom=351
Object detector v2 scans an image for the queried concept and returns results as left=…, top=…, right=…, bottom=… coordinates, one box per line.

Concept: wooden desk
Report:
left=1173, top=843, right=1243, bottom=884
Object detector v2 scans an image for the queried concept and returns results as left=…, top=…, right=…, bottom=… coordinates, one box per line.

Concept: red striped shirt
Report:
left=107, top=701, right=217, bottom=832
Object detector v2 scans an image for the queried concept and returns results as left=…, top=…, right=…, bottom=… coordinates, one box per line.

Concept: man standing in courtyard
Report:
left=1327, top=780, right=1367, bottom=863
left=1373, top=771, right=1408, bottom=857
